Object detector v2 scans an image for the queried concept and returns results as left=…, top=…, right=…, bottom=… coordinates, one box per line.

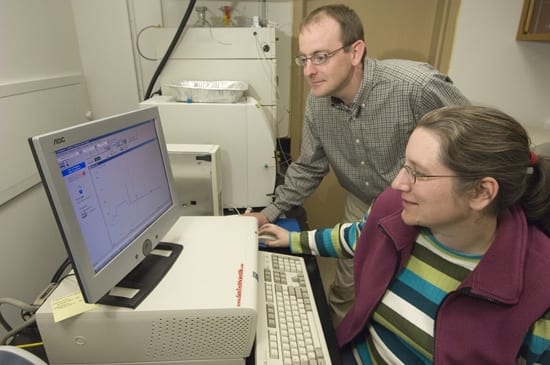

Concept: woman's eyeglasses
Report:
left=400, top=160, right=464, bottom=184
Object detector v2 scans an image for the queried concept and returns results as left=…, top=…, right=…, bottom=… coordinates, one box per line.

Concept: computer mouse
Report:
left=258, top=233, right=277, bottom=242
left=258, top=233, right=277, bottom=248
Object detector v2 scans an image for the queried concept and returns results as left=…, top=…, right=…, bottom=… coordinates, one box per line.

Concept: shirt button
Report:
left=361, top=161, right=365, bottom=165
left=365, top=181, right=369, bottom=186
left=356, top=139, right=360, bottom=144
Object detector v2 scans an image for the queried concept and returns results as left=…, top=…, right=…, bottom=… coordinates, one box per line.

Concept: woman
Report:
left=259, top=105, right=550, bottom=364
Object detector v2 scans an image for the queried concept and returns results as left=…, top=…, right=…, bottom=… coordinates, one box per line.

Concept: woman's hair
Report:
left=418, top=105, right=550, bottom=235
left=301, top=4, right=365, bottom=60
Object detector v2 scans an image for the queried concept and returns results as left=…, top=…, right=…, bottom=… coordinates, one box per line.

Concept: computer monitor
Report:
left=28, top=106, right=182, bottom=307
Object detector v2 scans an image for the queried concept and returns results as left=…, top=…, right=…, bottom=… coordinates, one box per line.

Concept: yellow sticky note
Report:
left=51, top=291, right=96, bottom=322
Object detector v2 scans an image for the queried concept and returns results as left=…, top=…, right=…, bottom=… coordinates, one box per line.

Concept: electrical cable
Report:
left=0, top=258, right=73, bottom=346
left=55, top=273, right=75, bottom=284
left=144, top=0, right=197, bottom=100
left=136, top=24, right=161, bottom=61
left=0, top=310, right=11, bottom=333
left=249, top=25, right=293, bottom=169
left=50, top=257, right=71, bottom=283
left=0, top=298, right=39, bottom=345
left=0, top=316, right=36, bottom=346
left=0, top=298, right=36, bottom=332
left=16, top=341, right=43, bottom=349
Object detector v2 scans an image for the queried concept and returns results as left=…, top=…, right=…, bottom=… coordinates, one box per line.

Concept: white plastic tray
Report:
left=168, top=80, right=248, bottom=103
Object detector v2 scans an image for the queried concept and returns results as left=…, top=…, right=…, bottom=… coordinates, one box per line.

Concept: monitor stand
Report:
left=97, top=242, right=183, bottom=308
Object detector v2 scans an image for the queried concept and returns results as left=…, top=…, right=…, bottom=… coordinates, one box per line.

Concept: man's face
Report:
left=298, top=16, right=357, bottom=101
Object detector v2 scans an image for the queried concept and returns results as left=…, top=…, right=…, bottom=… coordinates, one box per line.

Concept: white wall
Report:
left=0, top=0, right=87, bottom=340
left=449, top=0, right=550, bottom=145
left=72, top=0, right=293, bottom=137
left=70, top=0, right=141, bottom=119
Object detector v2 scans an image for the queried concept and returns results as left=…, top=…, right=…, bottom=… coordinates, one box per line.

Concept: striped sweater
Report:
left=289, top=214, right=550, bottom=364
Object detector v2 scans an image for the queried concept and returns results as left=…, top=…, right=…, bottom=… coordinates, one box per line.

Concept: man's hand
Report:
left=243, top=212, right=270, bottom=227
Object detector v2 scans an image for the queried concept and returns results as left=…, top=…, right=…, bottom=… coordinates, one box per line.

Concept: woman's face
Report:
left=391, top=127, right=473, bottom=230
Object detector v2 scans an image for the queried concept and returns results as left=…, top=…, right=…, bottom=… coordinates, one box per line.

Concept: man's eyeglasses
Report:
left=400, top=161, right=465, bottom=184
left=294, top=45, right=348, bottom=66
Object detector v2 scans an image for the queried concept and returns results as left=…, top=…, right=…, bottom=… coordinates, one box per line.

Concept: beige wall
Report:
left=449, top=0, right=550, bottom=145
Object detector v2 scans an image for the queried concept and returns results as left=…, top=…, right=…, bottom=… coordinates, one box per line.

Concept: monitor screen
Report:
left=28, top=106, right=182, bottom=305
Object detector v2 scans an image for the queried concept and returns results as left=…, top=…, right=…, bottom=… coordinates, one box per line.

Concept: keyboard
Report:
left=255, top=250, right=332, bottom=365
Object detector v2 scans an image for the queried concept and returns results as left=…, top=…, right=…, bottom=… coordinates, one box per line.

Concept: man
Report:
left=247, top=4, right=470, bottom=327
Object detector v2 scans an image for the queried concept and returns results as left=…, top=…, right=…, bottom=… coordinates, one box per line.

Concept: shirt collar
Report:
left=329, top=58, right=371, bottom=115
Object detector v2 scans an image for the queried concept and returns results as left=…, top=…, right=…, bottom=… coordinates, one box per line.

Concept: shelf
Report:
left=517, top=0, right=550, bottom=41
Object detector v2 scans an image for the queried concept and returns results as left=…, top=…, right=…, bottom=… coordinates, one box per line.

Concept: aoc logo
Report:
left=53, top=137, right=66, bottom=145
left=235, top=263, right=244, bottom=307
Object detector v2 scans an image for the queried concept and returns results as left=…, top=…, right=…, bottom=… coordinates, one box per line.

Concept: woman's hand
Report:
left=258, top=223, right=290, bottom=248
